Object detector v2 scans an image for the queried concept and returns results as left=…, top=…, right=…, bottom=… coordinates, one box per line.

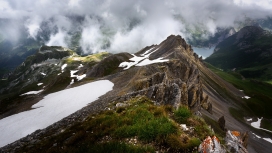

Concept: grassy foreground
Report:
left=19, top=96, right=216, bottom=153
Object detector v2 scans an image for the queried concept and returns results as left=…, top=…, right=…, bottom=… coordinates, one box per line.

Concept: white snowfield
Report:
left=119, top=47, right=169, bottom=70
left=0, top=80, right=114, bottom=147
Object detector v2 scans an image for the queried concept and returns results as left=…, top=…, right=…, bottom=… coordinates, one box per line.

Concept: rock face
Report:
left=218, top=116, right=226, bottom=131
left=99, top=35, right=208, bottom=111
left=225, top=131, right=248, bottom=153
left=198, top=136, right=225, bottom=153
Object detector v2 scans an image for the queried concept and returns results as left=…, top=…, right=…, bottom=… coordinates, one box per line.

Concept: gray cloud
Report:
left=1, top=0, right=272, bottom=53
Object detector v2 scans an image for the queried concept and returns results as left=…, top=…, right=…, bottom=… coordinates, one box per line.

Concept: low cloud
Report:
left=1, top=0, right=272, bottom=53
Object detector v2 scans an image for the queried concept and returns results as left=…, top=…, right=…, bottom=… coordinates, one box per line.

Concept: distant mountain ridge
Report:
left=205, top=26, right=272, bottom=81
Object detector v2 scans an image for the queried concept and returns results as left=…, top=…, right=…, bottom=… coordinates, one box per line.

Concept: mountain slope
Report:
left=1, top=35, right=271, bottom=153
left=205, top=26, right=272, bottom=81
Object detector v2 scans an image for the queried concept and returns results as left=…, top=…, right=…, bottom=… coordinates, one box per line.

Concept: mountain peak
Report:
left=135, top=35, right=195, bottom=62
left=236, top=26, right=265, bottom=40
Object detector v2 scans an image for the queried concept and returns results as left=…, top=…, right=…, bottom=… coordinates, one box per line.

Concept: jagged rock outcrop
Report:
left=218, top=116, right=226, bottom=131
left=225, top=131, right=248, bottom=153
left=100, top=35, right=209, bottom=111
left=198, top=136, right=225, bottom=153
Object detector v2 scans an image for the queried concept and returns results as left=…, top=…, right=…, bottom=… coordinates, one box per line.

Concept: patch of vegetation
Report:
left=64, top=52, right=109, bottom=64
left=19, top=96, right=217, bottom=153
left=205, top=26, right=272, bottom=81
left=229, top=107, right=245, bottom=123
left=173, top=106, right=191, bottom=123
left=74, top=142, right=155, bottom=153
left=261, top=119, right=272, bottom=131
left=202, top=115, right=225, bottom=138
left=206, top=62, right=272, bottom=118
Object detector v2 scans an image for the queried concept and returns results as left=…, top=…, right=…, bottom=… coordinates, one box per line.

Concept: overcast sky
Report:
left=1, top=0, right=272, bottom=53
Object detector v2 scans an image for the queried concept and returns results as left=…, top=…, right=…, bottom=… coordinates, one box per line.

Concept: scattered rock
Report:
left=241, top=131, right=249, bottom=148
left=218, top=116, right=225, bottom=131
left=225, top=130, right=248, bottom=153
left=198, top=136, right=225, bottom=153
left=115, top=103, right=128, bottom=108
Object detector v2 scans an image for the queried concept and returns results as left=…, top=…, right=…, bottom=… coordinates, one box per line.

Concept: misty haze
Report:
left=1, top=0, right=272, bottom=153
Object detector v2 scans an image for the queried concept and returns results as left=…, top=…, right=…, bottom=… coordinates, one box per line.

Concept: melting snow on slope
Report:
left=0, top=80, right=114, bottom=147
left=20, top=89, right=44, bottom=96
left=136, top=58, right=169, bottom=66
left=37, top=83, right=43, bottom=86
left=78, top=64, right=84, bottom=68
left=119, top=47, right=168, bottom=70
left=252, top=132, right=272, bottom=144
left=263, top=138, right=272, bottom=143
left=70, top=70, right=86, bottom=81
left=250, top=117, right=272, bottom=133
left=70, top=79, right=74, bottom=85
left=251, top=117, right=262, bottom=128
left=61, top=64, right=67, bottom=73
left=246, top=118, right=252, bottom=121
left=242, top=96, right=250, bottom=99
left=40, top=72, right=46, bottom=76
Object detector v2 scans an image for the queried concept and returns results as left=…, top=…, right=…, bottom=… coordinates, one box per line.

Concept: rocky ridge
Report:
left=0, top=35, right=250, bottom=152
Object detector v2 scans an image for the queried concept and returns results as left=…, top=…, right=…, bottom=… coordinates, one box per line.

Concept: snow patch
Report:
left=37, top=83, right=43, bottom=86
left=70, top=70, right=78, bottom=77
left=252, top=132, right=261, bottom=139
left=242, top=96, right=250, bottom=99
left=136, top=58, right=169, bottom=66
left=61, top=64, right=67, bottom=72
left=70, top=70, right=86, bottom=81
left=77, top=74, right=86, bottom=81
left=251, top=117, right=262, bottom=129
left=250, top=117, right=272, bottom=133
left=180, top=124, right=189, bottom=131
left=40, top=72, right=46, bottom=76
left=78, top=64, right=84, bottom=68
left=246, top=118, right=252, bottom=121
left=21, top=89, right=44, bottom=96
left=70, top=79, right=74, bottom=85
left=263, top=138, right=272, bottom=144
left=252, top=132, right=272, bottom=144
left=0, top=80, right=114, bottom=147
left=141, top=47, right=154, bottom=56
left=119, top=47, right=168, bottom=70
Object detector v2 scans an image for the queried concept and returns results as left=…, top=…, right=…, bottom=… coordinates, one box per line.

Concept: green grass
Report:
left=18, top=96, right=216, bottom=153
left=202, top=115, right=226, bottom=138
left=229, top=107, right=245, bottom=123
left=64, top=52, right=109, bottom=64
left=173, top=106, right=191, bottom=123
left=261, top=119, right=272, bottom=131
left=206, top=62, right=272, bottom=118
left=74, top=142, right=155, bottom=153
